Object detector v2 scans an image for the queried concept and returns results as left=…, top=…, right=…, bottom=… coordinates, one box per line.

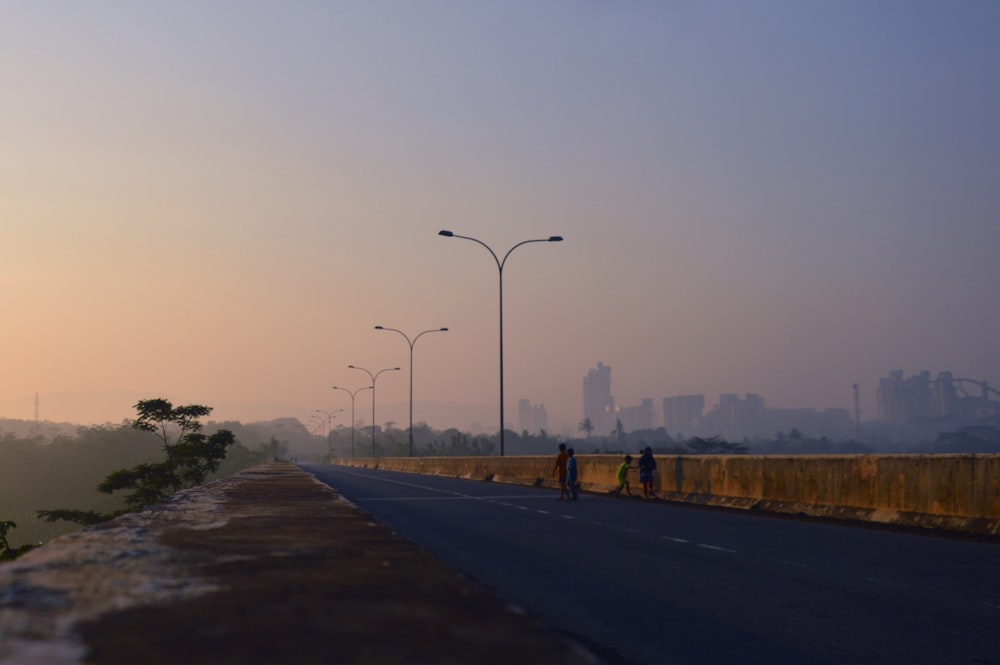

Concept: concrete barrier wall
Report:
left=332, top=454, right=1000, bottom=536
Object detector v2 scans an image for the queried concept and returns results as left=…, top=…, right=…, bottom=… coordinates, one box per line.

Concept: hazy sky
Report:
left=2, top=2, right=998, bottom=434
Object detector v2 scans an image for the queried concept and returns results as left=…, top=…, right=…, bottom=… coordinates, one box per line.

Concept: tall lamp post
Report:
left=438, top=230, right=563, bottom=456
left=332, top=385, right=372, bottom=459
left=348, top=364, right=400, bottom=457
left=314, top=409, right=342, bottom=460
left=307, top=415, right=324, bottom=460
left=375, top=325, right=448, bottom=457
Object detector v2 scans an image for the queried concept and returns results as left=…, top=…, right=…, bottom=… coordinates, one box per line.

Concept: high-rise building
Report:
left=663, top=394, right=705, bottom=437
left=582, top=362, right=615, bottom=436
left=701, top=393, right=764, bottom=440
left=619, top=398, right=656, bottom=432
left=517, top=399, right=548, bottom=434
left=877, top=370, right=932, bottom=424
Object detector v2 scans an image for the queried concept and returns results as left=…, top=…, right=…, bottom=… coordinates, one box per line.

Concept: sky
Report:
left=1, top=1, right=998, bottom=435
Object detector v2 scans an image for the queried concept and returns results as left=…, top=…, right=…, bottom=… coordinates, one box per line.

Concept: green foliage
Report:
left=613, top=418, right=626, bottom=446
left=0, top=520, right=36, bottom=561
left=99, top=399, right=236, bottom=510
left=4, top=425, right=158, bottom=547
left=685, top=436, right=749, bottom=454
left=423, top=429, right=496, bottom=456
left=0, top=520, right=15, bottom=551
left=36, top=509, right=112, bottom=526
left=39, top=399, right=236, bottom=524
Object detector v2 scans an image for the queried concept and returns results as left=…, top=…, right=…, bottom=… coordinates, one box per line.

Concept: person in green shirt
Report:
left=613, top=454, right=633, bottom=498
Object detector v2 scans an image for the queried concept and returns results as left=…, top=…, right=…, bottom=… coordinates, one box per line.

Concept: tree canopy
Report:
left=39, top=399, right=236, bottom=525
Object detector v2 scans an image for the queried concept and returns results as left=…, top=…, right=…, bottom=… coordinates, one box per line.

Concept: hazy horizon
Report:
left=3, top=3, right=998, bottom=435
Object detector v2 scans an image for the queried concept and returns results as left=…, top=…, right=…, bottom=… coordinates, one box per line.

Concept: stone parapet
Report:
left=333, top=454, right=1000, bottom=536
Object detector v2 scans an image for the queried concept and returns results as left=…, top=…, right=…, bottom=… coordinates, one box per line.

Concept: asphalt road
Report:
left=304, top=464, right=1000, bottom=665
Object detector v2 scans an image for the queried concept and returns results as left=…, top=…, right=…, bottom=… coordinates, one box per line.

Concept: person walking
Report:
left=638, top=446, right=657, bottom=498
left=554, top=443, right=570, bottom=501
left=613, top=454, right=633, bottom=498
left=566, top=447, right=579, bottom=501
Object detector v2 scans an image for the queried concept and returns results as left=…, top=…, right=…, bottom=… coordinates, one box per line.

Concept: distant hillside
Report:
left=0, top=418, right=80, bottom=441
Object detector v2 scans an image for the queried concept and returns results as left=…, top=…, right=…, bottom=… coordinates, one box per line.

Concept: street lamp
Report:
left=314, top=409, right=343, bottom=460
left=332, top=385, right=372, bottom=458
left=438, top=230, right=563, bottom=456
left=375, top=325, right=448, bottom=457
left=347, top=364, right=400, bottom=457
left=307, top=415, right=323, bottom=460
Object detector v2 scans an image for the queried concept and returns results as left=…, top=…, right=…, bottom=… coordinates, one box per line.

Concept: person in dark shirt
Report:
left=554, top=443, right=570, bottom=501
left=638, top=446, right=657, bottom=499
left=567, top=447, right=579, bottom=501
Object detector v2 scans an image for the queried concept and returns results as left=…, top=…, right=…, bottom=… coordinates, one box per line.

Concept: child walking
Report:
left=639, top=446, right=657, bottom=498
left=567, top=447, right=579, bottom=501
left=613, top=454, right=633, bottom=497
left=554, top=443, right=570, bottom=500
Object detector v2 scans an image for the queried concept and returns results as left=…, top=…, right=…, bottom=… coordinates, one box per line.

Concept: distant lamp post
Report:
left=375, top=325, right=448, bottom=457
left=314, top=409, right=342, bottom=460
left=438, top=229, right=563, bottom=456
left=332, top=385, right=372, bottom=458
left=348, top=364, right=400, bottom=457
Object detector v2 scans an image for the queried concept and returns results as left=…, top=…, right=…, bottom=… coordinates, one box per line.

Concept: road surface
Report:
left=305, top=464, right=1000, bottom=665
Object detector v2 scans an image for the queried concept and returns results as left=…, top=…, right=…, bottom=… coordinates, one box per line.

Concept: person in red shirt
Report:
left=554, top=443, right=570, bottom=501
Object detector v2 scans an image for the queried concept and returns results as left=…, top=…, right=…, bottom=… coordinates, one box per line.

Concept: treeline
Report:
left=0, top=419, right=270, bottom=550
left=328, top=422, right=1000, bottom=459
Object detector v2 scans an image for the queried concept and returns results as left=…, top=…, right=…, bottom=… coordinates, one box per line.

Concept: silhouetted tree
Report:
left=686, top=436, right=749, bottom=454
left=614, top=418, right=626, bottom=446
left=40, top=399, right=235, bottom=524
left=0, top=520, right=35, bottom=561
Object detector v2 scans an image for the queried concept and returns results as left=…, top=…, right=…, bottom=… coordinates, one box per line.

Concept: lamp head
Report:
left=440, top=327, right=449, bottom=331
left=548, top=236, right=563, bottom=242
left=374, top=325, right=384, bottom=330
left=438, top=230, right=454, bottom=237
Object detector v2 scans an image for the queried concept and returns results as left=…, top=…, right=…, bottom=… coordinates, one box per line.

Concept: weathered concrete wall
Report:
left=332, top=454, right=1000, bottom=536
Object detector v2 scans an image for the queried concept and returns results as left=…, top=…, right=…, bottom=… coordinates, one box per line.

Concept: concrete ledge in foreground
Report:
left=0, top=462, right=600, bottom=665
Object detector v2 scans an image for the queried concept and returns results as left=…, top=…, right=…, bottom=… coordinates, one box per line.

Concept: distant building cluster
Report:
left=517, top=399, right=548, bottom=434
left=577, top=363, right=999, bottom=443
left=582, top=362, right=615, bottom=437
left=519, top=363, right=1000, bottom=443
left=877, top=370, right=999, bottom=424
left=665, top=392, right=854, bottom=441
left=579, top=361, right=854, bottom=441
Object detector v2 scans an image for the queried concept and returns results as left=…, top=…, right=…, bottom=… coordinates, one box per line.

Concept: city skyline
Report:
left=5, top=363, right=995, bottom=440
left=2, top=3, right=998, bottom=434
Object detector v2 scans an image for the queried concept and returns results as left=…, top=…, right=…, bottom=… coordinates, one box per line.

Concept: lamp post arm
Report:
left=500, top=237, right=563, bottom=271
left=375, top=326, right=413, bottom=348
left=447, top=233, right=502, bottom=272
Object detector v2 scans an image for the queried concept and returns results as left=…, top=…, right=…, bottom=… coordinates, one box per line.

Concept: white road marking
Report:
left=333, top=468, right=741, bottom=555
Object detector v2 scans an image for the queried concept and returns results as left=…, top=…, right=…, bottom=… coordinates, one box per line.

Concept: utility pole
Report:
left=30, top=393, right=40, bottom=436
left=852, top=383, right=862, bottom=441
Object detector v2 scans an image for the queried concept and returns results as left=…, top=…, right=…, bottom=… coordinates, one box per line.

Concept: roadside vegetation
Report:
left=37, top=399, right=237, bottom=526
left=0, top=399, right=273, bottom=559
